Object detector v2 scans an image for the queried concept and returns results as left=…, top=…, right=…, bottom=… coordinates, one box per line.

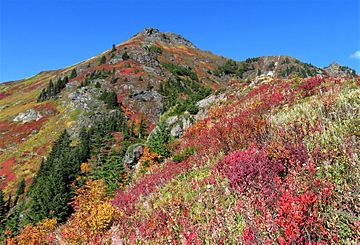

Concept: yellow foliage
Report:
left=80, top=162, right=91, bottom=173
left=61, top=179, right=120, bottom=244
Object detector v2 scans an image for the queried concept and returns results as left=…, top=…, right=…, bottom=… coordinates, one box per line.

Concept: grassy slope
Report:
left=0, top=71, right=67, bottom=192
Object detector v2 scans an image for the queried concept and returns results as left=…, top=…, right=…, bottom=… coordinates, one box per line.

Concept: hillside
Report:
left=0, top=28, right=358, bottom=244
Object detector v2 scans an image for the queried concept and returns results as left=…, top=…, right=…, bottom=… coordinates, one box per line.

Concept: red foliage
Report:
left=0, top=113, right=52, bottom=150
left=0, top=92, right=9, bottom=100
left=0, top=102, right=57, bottom=149
left=218, top=144, right=335, bottom=244
left=0, top=157, right=17, bottom=189
left=120, top=68, right=133, bottom=75
left=216, top=146, right=284, bottom=194
left=298, top=76, right=324, bottom=96
left=112, top=160, right=191, bottom=215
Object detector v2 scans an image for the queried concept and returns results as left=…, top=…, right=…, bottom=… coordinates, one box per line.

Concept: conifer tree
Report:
left=148, top=122, right=171, bottom=159
left=122, top=52, right=130, bottom=60
left=96, top=149, right=127, bottom=193
left=111, top=44, right=116, bottom=52
left=27, top=130, right=80, bottom=223
left=47, top=80, right=55, bottom=97
left=69, top=69, right=77, bottom=78
left=99, top=55, right=106, bottom=65
left=14, top=179, right=26, bottom=205
left=0, top=190, right=6, bottom=222
left=138, top=114, right=146, bottom=139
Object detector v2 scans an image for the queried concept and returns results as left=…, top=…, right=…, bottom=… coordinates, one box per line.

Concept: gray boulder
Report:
left=13, top=109, right=42, bottom=123
left=124, top=144, right=144, bottom=168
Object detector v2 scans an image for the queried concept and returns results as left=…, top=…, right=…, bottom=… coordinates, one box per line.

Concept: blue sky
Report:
left=0, top=0, right=359, bottom=82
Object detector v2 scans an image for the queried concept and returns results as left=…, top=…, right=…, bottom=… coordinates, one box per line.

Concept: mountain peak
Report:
left=135, top=27, right=196, bottom=48
left=324, top=61, right=356, bottom=77
left=141, top=27, right=160, bottom=36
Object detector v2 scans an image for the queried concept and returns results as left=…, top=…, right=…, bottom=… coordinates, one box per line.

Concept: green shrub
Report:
left=172, top=147, right=195, bottom=163
left=161, top=62, right=198, bottom=81
left=147, top=45, right=163, bottom=54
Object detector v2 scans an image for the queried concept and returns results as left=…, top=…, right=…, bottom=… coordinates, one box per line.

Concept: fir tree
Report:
left=0, top=190, right=6, bottom=223
left=138, top=114, right=146, bottom=139
left=69, top=69, right=77, bottom=78
left=96, top=149, right=127, bottom=193
left=99, top=55, right=106, bottom=65
left=14, top=179, right=26, bottom=205
left=111, top=44, right=116, bottom=52
left=122, top=52, right=130, bottom=60
left=47, top=80, right=55, bottom=97
left=27, top=130, right=80, bottom=223
left=148, top=122, right=171, bottom=159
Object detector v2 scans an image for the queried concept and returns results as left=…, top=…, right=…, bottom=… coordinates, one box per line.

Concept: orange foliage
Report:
left=80, top=162, right=91, bottom=173
left=13, top=218, right=57, bottom=245
left=139, top=146, right=161, bottom=170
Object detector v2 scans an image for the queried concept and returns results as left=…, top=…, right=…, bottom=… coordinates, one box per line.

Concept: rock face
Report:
left=324, top=62, right=356, bottom=78
left=138, top=28, right=196, bottom=48
left=124, top=144, right=144, bottom=168
left=162, top=93, right=226, bottom=138
left=69, top=86, right=103, bottom=112
left=242, top=56, right=324, bottom=79
left=13, top=109, right=42, bottom=123
left=165, top=113, right=193, bottom=138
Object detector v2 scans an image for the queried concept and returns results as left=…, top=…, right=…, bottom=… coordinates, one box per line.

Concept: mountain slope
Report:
left=0, top=28, right=358, bottom=244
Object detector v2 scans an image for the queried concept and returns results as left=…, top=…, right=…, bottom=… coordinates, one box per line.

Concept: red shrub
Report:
left=298, top=76, right=324, bottom=96
left=216, top=146, right=284, bottom=194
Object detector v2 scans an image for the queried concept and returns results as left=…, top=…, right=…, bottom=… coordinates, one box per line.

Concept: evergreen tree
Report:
left=122, top=52, right=130, bottom=60
left=130, top=121, right=136, bottom=137
left=78, top=127, right=90, bottom=162
left=69, top=69, right=77, bottom=78
left=14, top=179, right=26, bottom=205
left=99, top=55, right=106, bottom=65
left=27, top=130, right=81, bottom=223
left=37, top=88, right=47, bottom=102
left=47, top=80, right=55, bottom=97
left=138, top=114, right=146, bottom=139
left=122, top=121, right=130, bottom=139
left=95, top=149, right=127, bottom=193
left=0, top=190, right=6, bottom=222
left=100, top=91, right=119, bottom=109
left=54, top=78, right=61, bottom=94
left=3, top=202, right=24, bottom=236
left=148, top=122, right=171, bottom=159
left=111, top=44, right=116, bottom=52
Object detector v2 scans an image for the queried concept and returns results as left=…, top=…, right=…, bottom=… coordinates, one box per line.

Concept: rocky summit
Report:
left=0, top=28, right=358, bottom=244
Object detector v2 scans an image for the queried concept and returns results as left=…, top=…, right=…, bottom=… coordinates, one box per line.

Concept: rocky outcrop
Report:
left=165, top=112, right=193, bottom=137
left=162, top=92, right=226, bottom=138
left=13, top=109, right=42, bottom=123
left=124, top=144, right=144, bottom=168
left=137, top=28, right=196, bottom=48
left=68, top=86, right=103, bottom=112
